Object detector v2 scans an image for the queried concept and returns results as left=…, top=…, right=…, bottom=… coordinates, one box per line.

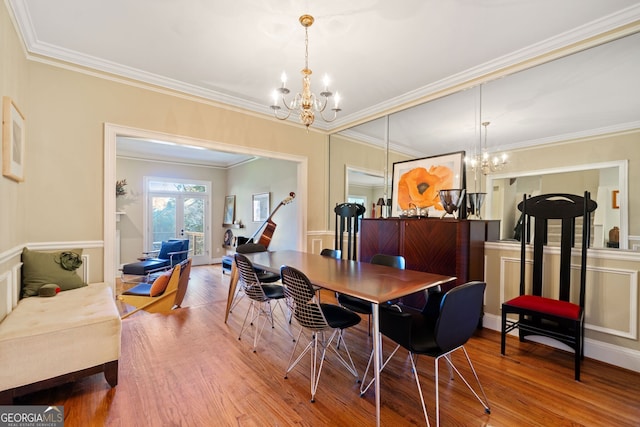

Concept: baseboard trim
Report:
left=483, top=313, right=640, bottom=373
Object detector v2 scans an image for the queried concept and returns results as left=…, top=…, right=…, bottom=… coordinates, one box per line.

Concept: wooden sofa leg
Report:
left=104, top=360, right=119, bottom=387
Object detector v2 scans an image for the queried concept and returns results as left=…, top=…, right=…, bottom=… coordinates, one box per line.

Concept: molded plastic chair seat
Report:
left=318, top=303, right=361, bottom=329
left=260, top=284, right=285, bottom=299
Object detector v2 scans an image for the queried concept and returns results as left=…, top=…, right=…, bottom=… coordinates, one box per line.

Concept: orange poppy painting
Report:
left=391, top=151, right=466, bottom=217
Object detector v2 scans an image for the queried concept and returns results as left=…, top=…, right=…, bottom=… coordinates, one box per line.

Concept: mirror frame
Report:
left=485, top=159, right=628, bottom=249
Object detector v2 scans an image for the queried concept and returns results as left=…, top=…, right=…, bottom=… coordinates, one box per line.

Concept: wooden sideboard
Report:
left=360, top=217, right=499, bottom=309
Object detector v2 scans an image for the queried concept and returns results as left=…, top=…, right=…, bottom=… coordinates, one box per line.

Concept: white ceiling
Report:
left=7, top=0, right=640, bottom=164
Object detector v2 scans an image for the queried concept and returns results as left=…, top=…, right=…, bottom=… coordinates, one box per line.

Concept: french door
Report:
left=145, top=177, right=210, bottom=265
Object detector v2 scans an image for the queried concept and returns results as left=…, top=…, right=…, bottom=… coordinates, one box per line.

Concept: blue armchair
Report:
left=122, top=239, right=190, bottom=276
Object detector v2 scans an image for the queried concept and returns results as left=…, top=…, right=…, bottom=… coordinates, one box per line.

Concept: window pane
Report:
left=148, top=181, right=206, bottom=193
left=152, top=196, right=176, bottom=247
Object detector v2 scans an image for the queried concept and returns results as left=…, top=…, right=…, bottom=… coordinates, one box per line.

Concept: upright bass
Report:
left=248, top=192, right=296, bottom=249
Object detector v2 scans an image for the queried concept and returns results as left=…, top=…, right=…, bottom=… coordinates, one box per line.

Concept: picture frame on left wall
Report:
left=223, top=195, right=236, bottom=226
left=2, top=96, right=25, bottom=182
left=252, top=192, right=270, bottom=222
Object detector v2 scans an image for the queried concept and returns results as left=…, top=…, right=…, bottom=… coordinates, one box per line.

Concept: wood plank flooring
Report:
left=15, top=264, right=640, bottom=426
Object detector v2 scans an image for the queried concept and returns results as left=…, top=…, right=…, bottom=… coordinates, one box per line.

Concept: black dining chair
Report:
left=337, top=254, right=405, bottom=335
left=361, top=281, right=491, bottom=426
left=281, top=265, right=361, bottom=403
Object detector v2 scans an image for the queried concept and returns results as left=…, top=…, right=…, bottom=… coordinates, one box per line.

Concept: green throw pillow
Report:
left=21, top=248, right=87, bottom=298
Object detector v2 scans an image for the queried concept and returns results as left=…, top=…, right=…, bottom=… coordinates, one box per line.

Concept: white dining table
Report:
left=226, top=250, right=455, bottom=426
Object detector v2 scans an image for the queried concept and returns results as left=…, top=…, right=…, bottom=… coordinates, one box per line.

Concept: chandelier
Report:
left=465, top=84, right=508, bottom=175
left=270, top=15, right=341, bottom=129
left=468, top=121, right=508, bottom=174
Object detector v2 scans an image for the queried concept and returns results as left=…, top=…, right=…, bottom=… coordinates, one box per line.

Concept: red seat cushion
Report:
left=504, top=295, right=581, bottom=320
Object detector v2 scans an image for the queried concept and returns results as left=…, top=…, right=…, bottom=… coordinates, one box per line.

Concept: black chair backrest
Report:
left=518, top=192, right=597, bottom=307
left=320, top=248, right=341, bottom=259
left=334, top=203, right=366, bottom=261
left=370, top=254, right=405, bottom=270
left=234, top=253, right=267, bottom=302
left=434, top=281, right=486, bottom=352
left=281, top=266, right=328, bottom=331
left=236, top=243, right=268, bottom=254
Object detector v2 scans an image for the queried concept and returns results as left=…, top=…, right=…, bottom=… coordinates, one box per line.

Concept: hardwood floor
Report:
left=16, top=265, right=640, bottom=426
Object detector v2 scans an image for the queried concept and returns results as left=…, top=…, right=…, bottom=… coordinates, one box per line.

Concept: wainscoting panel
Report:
left=1, top=271, right=11, bottom=319
left=585, top=266, right=637, bottom=339
left=311, top=238, right=323, bottom=255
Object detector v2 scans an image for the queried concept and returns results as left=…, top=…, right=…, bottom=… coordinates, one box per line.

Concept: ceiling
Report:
left=7, top=0, right=640, bottom=164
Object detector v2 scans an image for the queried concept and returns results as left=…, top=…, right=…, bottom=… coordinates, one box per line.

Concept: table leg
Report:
left=224, top=261, right=238, bottom=323
left=373, top=302, right=381, bottom=427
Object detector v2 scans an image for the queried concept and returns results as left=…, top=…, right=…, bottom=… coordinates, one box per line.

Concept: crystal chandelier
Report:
left=270, top=15, right=341, bottom=129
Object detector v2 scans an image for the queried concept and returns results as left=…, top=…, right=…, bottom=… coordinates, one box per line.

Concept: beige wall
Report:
left=226, top=157, right=299, bottom=251
left=0, top=3, right=29, bottom=252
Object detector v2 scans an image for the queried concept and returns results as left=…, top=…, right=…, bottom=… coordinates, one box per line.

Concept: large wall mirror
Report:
left=486, top=160, right=628, bottom=249
left=345, top=166, right=386, bottom=218
left=329, top=30, right=638, bottom=250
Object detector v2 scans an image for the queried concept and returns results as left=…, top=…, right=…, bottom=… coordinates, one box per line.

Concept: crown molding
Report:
left=7, top=1, right=640, bottom=133
left=329, top=5, right=640, bottom=131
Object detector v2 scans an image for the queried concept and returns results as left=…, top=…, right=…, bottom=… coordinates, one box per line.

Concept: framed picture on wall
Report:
left=391, top=151, right=466, bottom=218
left=2, top=96, right=26, bottom=182
left=252, top=192, right=270, bottom=222
left=223, top=195, right=235, bottom=226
